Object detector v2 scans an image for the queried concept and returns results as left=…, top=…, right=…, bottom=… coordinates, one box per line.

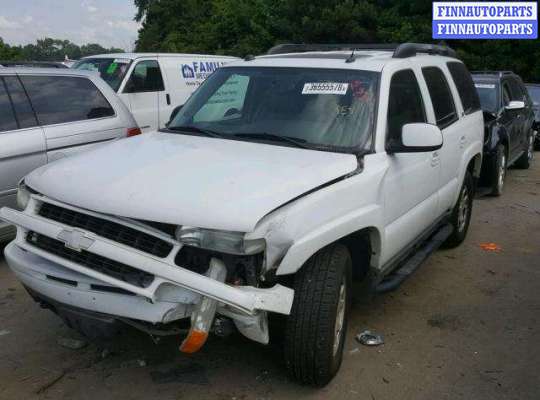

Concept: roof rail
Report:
left=267, top=42, right=458, bottom=59
left=392, top=43, right=457, bottom=58
left=471, top=70, right=515, bottom=77
left=267, top=43, right=399, bottom=55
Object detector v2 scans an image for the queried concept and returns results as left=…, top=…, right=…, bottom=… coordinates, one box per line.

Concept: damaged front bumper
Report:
left=0, top=196, right=294, bottom=345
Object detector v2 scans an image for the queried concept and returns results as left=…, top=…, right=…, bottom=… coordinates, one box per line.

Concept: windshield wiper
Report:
left=167, top=125, right=225, bottom=138
left=233, top=132, right=314, bottom=149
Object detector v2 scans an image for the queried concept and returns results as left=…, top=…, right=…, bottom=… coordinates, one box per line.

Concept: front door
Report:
left=120, top=59, right=164, bottom=132
left=382, top=69, right=440, bottom=265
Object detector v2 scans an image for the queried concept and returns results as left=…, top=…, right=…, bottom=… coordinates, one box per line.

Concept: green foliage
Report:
left=134, top=0, right=540, bottom=81
left=0, top=37, right=123, bottom=62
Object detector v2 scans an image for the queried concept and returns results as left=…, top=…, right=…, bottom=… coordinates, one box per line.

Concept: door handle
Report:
left=166, top=93, right=171, bottom=105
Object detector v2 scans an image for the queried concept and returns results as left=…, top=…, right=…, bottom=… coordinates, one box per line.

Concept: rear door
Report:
left=20, top=74, right=124, bottom=162
left=0, top=74, right=46, bottom=209
left=501, top=79, right=522, bottom=159
left=420, top=65, right=463, bottom=214
left=119, top=59, right=163, bottom=132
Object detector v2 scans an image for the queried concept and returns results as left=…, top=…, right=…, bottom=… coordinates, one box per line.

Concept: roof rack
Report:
left=266, top=42, right=458, bottom=59
left=471, top=70, right=515, bottom=77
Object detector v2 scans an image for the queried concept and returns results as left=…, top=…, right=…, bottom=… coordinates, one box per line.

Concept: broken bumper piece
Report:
left=1, top=204, right=294, bottom=334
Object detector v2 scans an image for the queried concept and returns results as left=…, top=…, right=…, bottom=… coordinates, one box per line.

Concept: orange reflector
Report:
left=179, top=330, right=209, bottom=353
left=126, top=127, right=142, bottom=137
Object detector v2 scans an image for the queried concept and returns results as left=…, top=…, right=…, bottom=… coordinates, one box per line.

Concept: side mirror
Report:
left=166, top=105, right=183, bottom=127
left=505, top=100, right=525, bottom=111
left=388, top=123, right=443, bottom=153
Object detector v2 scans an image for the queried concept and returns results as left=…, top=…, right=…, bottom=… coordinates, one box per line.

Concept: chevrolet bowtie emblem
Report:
left=57, top=229, right=95, bottom=252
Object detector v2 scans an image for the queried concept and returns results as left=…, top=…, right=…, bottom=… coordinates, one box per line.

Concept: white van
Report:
left=73, top=53, right=239, bottom=132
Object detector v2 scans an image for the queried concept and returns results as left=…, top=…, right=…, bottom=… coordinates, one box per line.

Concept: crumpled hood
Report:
left=27, top=132, right=358, bottom=232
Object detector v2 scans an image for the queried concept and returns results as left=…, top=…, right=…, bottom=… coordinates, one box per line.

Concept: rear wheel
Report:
left=515, top=133, right=534, bottom=169
left=490, top=144, right=506, bottom=196
left=284, top=243, right=352, bottom=387
left=445, top=171, right=474, bottom=248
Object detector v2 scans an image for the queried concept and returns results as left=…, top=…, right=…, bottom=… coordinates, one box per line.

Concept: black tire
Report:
left=515, top=133, right=534, bottom=169
left=445, top=171, right=474, bottom=248
left=284, top=243, right=352, bottom=387
left=490, top=144, right=506, bottom=196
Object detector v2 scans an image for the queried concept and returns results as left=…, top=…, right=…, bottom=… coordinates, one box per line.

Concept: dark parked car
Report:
left=0, top=61, right=68, bottom=69
left=524, top=83, right=540, bottom=149
left=473, top=71, right=535, bottom=195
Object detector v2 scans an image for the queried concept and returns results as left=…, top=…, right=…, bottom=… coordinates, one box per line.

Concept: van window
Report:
left=422, top=67, right=458, bottom=128
left=21, top=76, right=115, bottom=126
left=193, top=74, right=250, bottom=122
left=387, top=69, right=426, bottom=145
left=447, top=62, right=480, bottom=114
left=73, top=58, right=132, bottom=92
left=0, top=79, right=18, bottom=132
left=124, top=60, right=164, bottom=93
left=4, top=76, right=38, bottom=129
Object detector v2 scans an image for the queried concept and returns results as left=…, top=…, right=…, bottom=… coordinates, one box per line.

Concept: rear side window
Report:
left=21, top=76, right=115, bottom=126
left=422, top=67, right=458, bottom=128
left=0, top=79, right=18, bottom=132
left=4, top=76, right=38, bottom=129
left=124, top=60, right=164, bottom=93
left=447, top=62, right=480, bottom=114
left=387, top=69, right=426, bottom=144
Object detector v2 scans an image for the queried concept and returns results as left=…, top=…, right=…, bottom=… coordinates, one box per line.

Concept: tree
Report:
left=134, top=0, right=540, bottom=81
left=0, top=37, right=124, bottom=62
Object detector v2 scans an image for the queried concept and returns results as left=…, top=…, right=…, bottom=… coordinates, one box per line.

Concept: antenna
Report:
left=345, top=48, right=356, bottom=63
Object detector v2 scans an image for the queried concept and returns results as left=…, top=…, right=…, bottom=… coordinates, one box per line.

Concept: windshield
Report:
left=169, top=67, right=379, bottom=151
left=474, top=82, right=498, bottom=113
left=73, top=58, right=132, bottom=92
left=526, top=85, right=540, bottom=106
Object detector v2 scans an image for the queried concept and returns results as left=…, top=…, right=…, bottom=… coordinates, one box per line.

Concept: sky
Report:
left=0, top=0, right=140, bottom=50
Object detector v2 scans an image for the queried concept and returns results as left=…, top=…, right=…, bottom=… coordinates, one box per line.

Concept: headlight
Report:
left=16, top=180, right=31, bottom=210
left=175, top=226, right=265, bottom=255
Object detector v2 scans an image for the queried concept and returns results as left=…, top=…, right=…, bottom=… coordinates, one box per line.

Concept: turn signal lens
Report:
left=179, top=330, right=209, bottom=353
left=127, top=127, right=142, bottom=137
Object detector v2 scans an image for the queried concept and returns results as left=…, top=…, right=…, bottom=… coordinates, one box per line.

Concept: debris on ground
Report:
left=0, top=329, right=10, bottom=336
left=120, top=359, right=147, bottom=368
left=57, top=337, right=87, bottom=350
left=356, top=330, right=384, bottom=346
left=480, top=242, right=502, bottom=252
left=349, top=347, right=360, bottom=354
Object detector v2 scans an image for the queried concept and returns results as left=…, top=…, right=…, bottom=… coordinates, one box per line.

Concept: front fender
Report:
left=246, top=153, right=388, bottom=276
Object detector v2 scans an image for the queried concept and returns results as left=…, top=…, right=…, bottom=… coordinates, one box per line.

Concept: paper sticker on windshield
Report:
left=302, top=82, right=349, bottom=95
left=113, top=58, right=131, bottom=64
left=475, top=83, right=495, bottom=89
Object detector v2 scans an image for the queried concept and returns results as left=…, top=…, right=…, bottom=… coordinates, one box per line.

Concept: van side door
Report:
left=119, top=59, right=164, bottom=132
left=20, top=74, right=125, bottom=161
left=0, top=75, right=46, bottom=210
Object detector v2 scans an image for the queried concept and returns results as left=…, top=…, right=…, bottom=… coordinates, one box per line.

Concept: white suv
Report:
left=1, top=43, right=483, bottom=386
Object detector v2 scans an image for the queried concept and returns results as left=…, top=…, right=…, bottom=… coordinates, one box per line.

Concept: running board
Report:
left=375, top=224, right=453, bottom=293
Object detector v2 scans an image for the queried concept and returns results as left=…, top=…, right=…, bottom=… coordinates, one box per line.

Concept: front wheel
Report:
left=284, top=243, right=352, bottom=387
left=445, top=171, right=474, bottom=248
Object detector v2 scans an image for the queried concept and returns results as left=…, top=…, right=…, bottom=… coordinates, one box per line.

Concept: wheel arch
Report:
left=276, top=225, right=382, bottom=281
